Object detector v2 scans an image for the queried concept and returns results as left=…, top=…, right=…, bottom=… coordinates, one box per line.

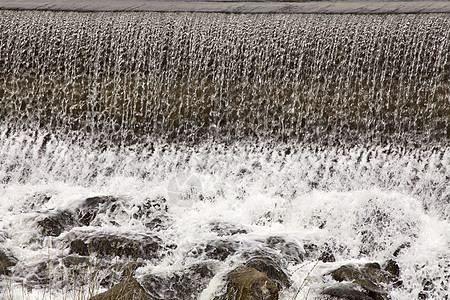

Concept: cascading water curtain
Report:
left=1, top=11, right=448, bottom=146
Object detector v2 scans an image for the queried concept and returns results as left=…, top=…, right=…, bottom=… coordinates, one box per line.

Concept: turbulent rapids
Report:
left=0, top=9, right=449, bottom=300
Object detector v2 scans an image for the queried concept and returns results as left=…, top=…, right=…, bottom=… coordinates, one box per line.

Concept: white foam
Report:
left=1, top=130, right=449, bottom=299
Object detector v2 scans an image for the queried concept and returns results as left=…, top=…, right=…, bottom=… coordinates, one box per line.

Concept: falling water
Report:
left=0, top=10, right=449, bottom=300
left=1, top=11, right=449, bottom=146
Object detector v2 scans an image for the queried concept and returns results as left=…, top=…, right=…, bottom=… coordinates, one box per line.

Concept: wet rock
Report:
left=188, top=239, right=239, bottom=261
left=25, top=261, right=55, bottom=286
left=69, top=234, right=161, bottom=260
left=204, top=241, right=238, bottom=261
left=90, top=235, right=160, bottom=260
left=328, top=262, right=398, bottom=299
left=210, top=222, right=248, bottom=237
left=303, top=243, right=319, bottom=256
left=141, top=275, right=169, bottom=300
left=238, top=237, right=299, bottom=288
left=90, top=277, right=151, bottom=300
left=383, top=259, right=400, bottom=278
left=97, top=262, right=146, bottom=288
left=76, top=196, right=118, bottom=226
left=172, top=263, right=215, bottom=298
left=62, top=255, right=89, bottom=267
left=69, top=239, right=89, bottom=256
left=37, top=210, right=75, bottom=236
left=265, top=236, right=303, bottom=264
left=133, top=197, right=168, bottom=219
left=245, top=256, right=291, bottom=288
left=321, top=283, right=373, bottom=300
left=144, top=215, right=170, bottom=231
left=127, top=197, right=171, bottom=230
left=0, top=248, right=17, bottom=275
left=142, top=262, right=216, bottom=300
left=393, top=242, right=410, bottom=257
left=226, top=267, right=279, bottom=300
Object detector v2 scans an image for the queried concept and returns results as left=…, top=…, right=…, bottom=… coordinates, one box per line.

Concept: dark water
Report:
left=1, top=11, right=448, bottom=148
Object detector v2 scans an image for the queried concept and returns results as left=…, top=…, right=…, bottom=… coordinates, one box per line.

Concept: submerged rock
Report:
left=326, top=262, right=400, bottom=299
left=69, top=239, right=89, bottom=256
left=225, top=267, right=279, bottom=300
left=303, top=243, right=336, bottom=263
left=68, top=234, right=161, bottom=260
left=0, top=248, right=17, bottom=275
left=23, top=193, right=51, bottom=211
left=142, top=262, right=216, bottom=300
left=210, top=222, right=248, bottom=237
left=265, top=236, right=303, bottom=264
left=321, top=283, right=374, bottom=300
left=37, top=210, right=75, bottom=236
left=133, top=197, right=168, bottom=219
left=62, top=255, right=89, bottom=267
left=187, top=239, right=240, bottom=261
left=90, top=277, right=151, bottom=300
left=76, top=196, right=118, bottom=226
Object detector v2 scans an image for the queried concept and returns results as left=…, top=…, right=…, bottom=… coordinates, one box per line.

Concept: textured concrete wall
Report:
left=1, top=1, right=449, bottom=14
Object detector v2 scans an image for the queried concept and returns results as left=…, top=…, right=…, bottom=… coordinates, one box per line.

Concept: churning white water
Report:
left=1, top=128, right=448, bottom=299
left=0, top=9, right=449, bottom=300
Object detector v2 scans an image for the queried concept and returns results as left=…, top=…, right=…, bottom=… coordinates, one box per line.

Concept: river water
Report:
left=0, top=10, right=449, bottom=299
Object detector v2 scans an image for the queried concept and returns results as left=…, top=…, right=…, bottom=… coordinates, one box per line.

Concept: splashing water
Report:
left=0, top=10, right=449, bottom=300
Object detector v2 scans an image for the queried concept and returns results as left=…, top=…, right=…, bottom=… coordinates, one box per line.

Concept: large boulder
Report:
left=244, top=256, right=291, bottom=289
left=324, top=262, right=400, bottom=300
left=225, top=267, right=279, bottom=300
left=142, top=262, right=216, bottom=300
left=90, top=277, right=151, bottom=300
left=321, top=283, right=374, bottom=300
left=69, top=234, right=162, bottom=260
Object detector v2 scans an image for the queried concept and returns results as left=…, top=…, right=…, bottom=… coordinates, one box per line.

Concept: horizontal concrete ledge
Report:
left=1, top=1, right=450, bottom=14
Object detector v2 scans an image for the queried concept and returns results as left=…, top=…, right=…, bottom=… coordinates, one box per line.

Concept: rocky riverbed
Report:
left=1, top=194, right=420, bottom=299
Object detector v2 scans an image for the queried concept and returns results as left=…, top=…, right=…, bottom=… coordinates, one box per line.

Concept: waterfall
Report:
left=1, top=11, right=448, bottom=146
left=0, top=9, right=449, bottom=300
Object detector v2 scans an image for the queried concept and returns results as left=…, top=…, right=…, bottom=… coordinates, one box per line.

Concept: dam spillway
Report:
left=1, top=9, right=449, bottom=146
left=1, top=1, right=450, bottom=14
left=0, top=3, right=449, bottom=300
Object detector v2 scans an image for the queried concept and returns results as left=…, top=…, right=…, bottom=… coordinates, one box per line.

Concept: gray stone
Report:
left=37, top=210, right=75, bottom=236
left=69, top=234, right=161, bottom=260
left=327, top=262, right=398, bottom=300
left=321, top=284, right=373, bottom=300
left=0, top=248, right=17, bottom=275
left=76, top=196, right=118, bottom=226
left=142, top=262, right=215, bottom=300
